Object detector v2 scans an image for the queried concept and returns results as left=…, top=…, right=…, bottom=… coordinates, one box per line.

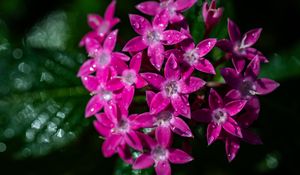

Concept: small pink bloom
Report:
left=202, top=0, right=224, bottom=33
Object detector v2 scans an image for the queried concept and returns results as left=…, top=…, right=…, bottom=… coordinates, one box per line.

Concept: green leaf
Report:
left=0, top=45, right=90, bottom=159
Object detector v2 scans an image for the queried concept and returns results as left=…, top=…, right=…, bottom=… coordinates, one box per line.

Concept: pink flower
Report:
left=221, top=55, right=280, bottom=100
left=202, top=0, right=224, bottom=34
left=77, top=30, right=129, bottom=77
left=192, top=89, right=247, bottom=145
left=123, top=13, right=187, bottom=70
left=80, top=0, right=120, bottom=47
left=133, top=131, right=193, bottom=175
left=93, top=104, right=154, bottom=163
left=217, top=19, right=268, bottom=73
left=141, top=55, right=206, bottom=118
left=136, top=0, right=197, bottom=23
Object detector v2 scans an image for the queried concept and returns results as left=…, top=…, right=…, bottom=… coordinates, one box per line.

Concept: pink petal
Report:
left=182, top=66, right=194, bottom=80
left=255, top=78, right=279, bottom=95
left=77, top=59, right=97, bottom=77
left=169, top=13, right=185, bottom=23
left=118, top=86, right=135, bottom=109
left=81, top=76, right=98, bottom=92
left=93, top=121, right=110, bottom=137
left=130, top=52, right=142, bottom=72
left=131, top=113, right=154, bottom=129
left=170, top=116, right=193, bottom=137
left=237, top=97, right=260, bottom=127
left=191, top=109, right=212, bottom=123
left=207, top=123, right=221, bottom=145
left=155, top=161, right=171, bottom=175
left=179, top=77, right=206, bottom=94
left=156, top=126, right=172, bottom=148
left=168, top=149, right=193, bottom=164
left=216, top=39, right=233, bottom=53
left=195, top=38, right=217, bottom=57
left=181, top=39, right=195, bottom=52
left=106, top=78, right=124, bottom=91
left=164, top=54, right=180, bottom=80
left=87, top=14, right=103, bottom=29
left=242, top=129, right=263, bottom=145
left=146, top=90, right=156, bottom=107
left=194, top=58, right=216, bottom=74
left=209, top=88, right=223, bottom=110
left=136, top=1, right=160, bottom=16
left=135, top=75, right=148, bottom=88
left=162, top=30, right=187, bottom=45
left=171, top=95, right=191, bottom=118
left=85, top=95, right=103, bottom=117
left=95, top=113, right=113, bottom=127
left=148, top=43, right=165, bottom=70
left=227, top=19, right=241, bottom=42
left=129, top=14, right=152, bottom=35
left=232, top=56, right=246, bottom=74
left=123, top=36, right=148, bottom=52
left=104, top=102, right=118, bottom=122
left=245, top=55, right=260, bottom=79
left=223, top=117, right=243, bottom=138
left=150, top=92, right=170, bottom=114
left=141, top=73, right=165, bottom=90
left=224, top=89, right=242, bottom=102
left=174, top=0, right=197, bottom=11
left=125, top=131, right=143, bottom=151
left=133, top=153, right=154, bottom=169
left=102, top=134, right=122, bottom=157
left=245, top=47, right=269, bottom=63
left=224, top=100, right=247, bottom=116
left=103, top=30, right=118, bottom=52
left=111, top=57, right=128, bottom=75
left=225, top=136, right=240, bottom=162
left=112, top=52, right=130, bottom=61
left=241, top=28, right=262, bottom=48
left=220, top=68, right=241, bottom=89
left=104, top=0, right=116, bottom=21
left=152, top=10, right=169, bottom=31
left=117, top=144, right=133, bottom=164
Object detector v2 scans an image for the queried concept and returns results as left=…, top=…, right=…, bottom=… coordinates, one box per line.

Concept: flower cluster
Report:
left=77, top=0, right=279, bottom=174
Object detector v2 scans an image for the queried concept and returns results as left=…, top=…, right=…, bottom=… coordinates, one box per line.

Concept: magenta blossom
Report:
left=77, top=30, right=129, bottom=77
left=217, top=19, right=268, bottom=73
left=123, top=13, right=187, bottom=70
left=94, top=104, right=154, bottom=163
left=136, top=0, right=197, bottom=23
left=133, top=130, right=193, bottom=175
left=192, top=89, right=247, bottom=145
left=80, top=0, right=120, bottom=47
left=142, top=55, right=206, bottom=118
left=221, top=55, right=280, bottom=100
left=202, top=0, right=224, bottom=34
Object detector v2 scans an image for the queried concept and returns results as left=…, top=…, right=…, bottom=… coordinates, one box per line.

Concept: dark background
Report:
left=0, top=0, right=299, bottom=174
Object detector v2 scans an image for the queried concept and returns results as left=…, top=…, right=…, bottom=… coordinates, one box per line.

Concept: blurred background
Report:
left=0, top=0, right=299, bottom=174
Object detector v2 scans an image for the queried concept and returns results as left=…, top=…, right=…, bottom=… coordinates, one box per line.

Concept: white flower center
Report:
left=101, top=90, right=113, bottom=101
left=98, top=21, right=110, bottom=37
left=146, top=30, right=162, bottom=44
left=163, top=81, right=179, bottom=97
left=152, top=146, right=169, bottom=162
left=122, top=69, right=137, bottom=85
left=183, top=49, right=199, bottom=65
left=212, top=108, right=228, bottom=124
left=155, top=111, right=173, bottom=127
left=240, top=78, right=256, bottom=98
left=97, top=52, right=111, bottom=68
left=112, top=119, right=130, bottom=134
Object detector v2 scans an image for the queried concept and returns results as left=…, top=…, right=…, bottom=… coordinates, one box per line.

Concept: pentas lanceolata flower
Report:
left=78, top=0, right=279, bottom=174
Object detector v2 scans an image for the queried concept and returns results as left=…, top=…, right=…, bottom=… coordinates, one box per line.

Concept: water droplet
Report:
left=134, top=22, right=140, bottom=29
left=12, top=48, right=23, bottom=59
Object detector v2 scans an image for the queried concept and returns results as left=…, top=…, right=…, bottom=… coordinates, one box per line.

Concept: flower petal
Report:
left=164, top=54, right=180, bottom=80
left=191, top=109, right=212, bottom=123
left=255, top=78, right=280, bottom=95
left=162, top=30, right=187, bottom=45
left=130, top=52, right=142, bottom=72
left=174, top=0, right=197, bottom=11
left=216, top=39, right=233, bottom=52
left=118, top=86, right=135, bottom=109
left=241, top=129, right=263, bottom=145
left=224, top=89, right=242, bottom=102
left=123, top=36, right=148, bottom=52
left=148, top=43, right=165, bottom=70
left=194, top=58, right=216, bottom=74
left=170, top=116, right=193, bottom=137
left=227, top=19, right=241, bottom=42
left=103, top=30, right=118, bottom=52
left=136, top=75, right=148, bottom=88
left=220, top=68, right=242, bottom=89
left=245, top=47, right=269, bottom=63
left=155, top=161, right=171, bottom=175
left=225, top=136, right=240, bottom=162
left=131, top=113, right=154, bottom=129
left=129, top=14, right=152, bottom=35
left=146, top=90, right=156, bottom=107
left=106, top=78, right=124, bottom=91
left=141, top=73, right=165, bottom=90
left=93, top=121, right=110, bottom=137
left=224, top=100, right=247, bottom=116
left=245, top=55, right=260, bottom=79
left=223, top=117, right=243, bottom=138
left=87, top=14, right=103, bottom=29
left=150, top=92, right=170, bottom=114
left=117, top=144, right=133, bottom=164
left=171, top=95, right=191, bottom=118
left=232, top=56, right=246, bottom=74
left=112, top=52, right=130, bottom=61
left=136, top=1, right=160, bottom=16
left=133, top=153, right=154, bottom=169
left=81, top=76, right=99, bottom=92
left=152, top=10, right=169, bottom=31
left=179, top=77, right=206, bottom=94
left=102, top=134, right=122, bottom=157
left=195, top=38, right=217, bottom=57
left=169, top=149, right=193, bottom=164
left=104, top=0, right=117, bottom=21
left=85, top=95, right=103, bottom=117
left=241, top=28, right=262, bottom=48
left=125, top=131, right=143, bottom=151
left=156, top=126, right=172, bottom=148
left=209, top=88, right=223, bottom=110
left=207, top=123, right=221, bottom=145
left=77, top=59, right=97, bottom=77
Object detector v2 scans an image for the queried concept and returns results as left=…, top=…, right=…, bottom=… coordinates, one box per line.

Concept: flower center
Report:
left=212, top=108, right=228, bottom=124
left=152, top=146, right=169, bottom=162
left=146, top=30, right=162, bottom=44
left=122, top=69, right=137, bottom=85
left=239, top=78, right=256, bottom=98
left=98, top=21, right=110, bottom=37
left=183, top=49, right=199, bottom=65
left=101, top=90, right=113, bottom=102
left=112, top=119, right=130, bottom=134
left=155, top=111, right=173, bottom=126
left=163, top=81, right=179, bottom=97
left=97, top=52, right=111, bottom=68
